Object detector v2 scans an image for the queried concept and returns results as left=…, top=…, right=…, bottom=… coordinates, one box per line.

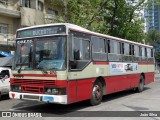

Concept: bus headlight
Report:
left=52, top=89, right=58, bottom=95
left=11, top=85, right=21, bottom=92
left=45, top=88, right=66, bottom=95
left=47, top=88, right=52, bottom=93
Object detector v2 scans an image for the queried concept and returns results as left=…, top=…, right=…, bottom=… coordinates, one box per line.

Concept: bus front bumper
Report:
left=9, top=92, right=68, bottom=104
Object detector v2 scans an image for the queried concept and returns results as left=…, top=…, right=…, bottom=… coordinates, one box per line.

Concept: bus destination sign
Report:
left=17, top=25, right=66, bottom=38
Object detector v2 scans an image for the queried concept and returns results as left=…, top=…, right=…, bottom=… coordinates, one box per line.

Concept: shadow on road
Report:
left=0, top=94, right=10, bottom=101
left=102, top=87, right=150, bottom=103
left=10, top=87, right=151, bottom=116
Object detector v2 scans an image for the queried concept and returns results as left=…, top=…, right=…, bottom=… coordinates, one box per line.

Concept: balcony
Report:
left=0, top=1, right=20, bottom=18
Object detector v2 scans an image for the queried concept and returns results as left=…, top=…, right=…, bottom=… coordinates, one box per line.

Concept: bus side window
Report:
left=142, top=47, right=145, bottom=57
left=92, top=36, right=106, bottom=61
left=107, top=40, right=110, bottom=53
left=122, top=43, right=124, bottom=54
left=129, top=44, right=132, bottom=55
left=119, top=42, right=125, bottom=54
left=124, top=43, right=129, bottom=55
left=138, top=46, right=142, bottom=56
left=145, top=47, right=147, bottom=57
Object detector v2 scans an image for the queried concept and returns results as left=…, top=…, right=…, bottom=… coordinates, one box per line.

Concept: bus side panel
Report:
left=77, top=78, right=94, bottom=102
left=105, top=75, right=131, bottom=94
left=145, top=72, right=154, bottom=85
left=130, top=74, right=139, bottom=88
left=67, top=80, right=77, bottom=104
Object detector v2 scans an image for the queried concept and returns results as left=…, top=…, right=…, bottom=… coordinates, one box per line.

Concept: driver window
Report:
left=70, top=32, right=90, bottom=70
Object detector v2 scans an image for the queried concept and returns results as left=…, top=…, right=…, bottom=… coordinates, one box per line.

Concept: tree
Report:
left=145, top=30, right=160, bottom=61
left=50, top=0, right=146, bottom=43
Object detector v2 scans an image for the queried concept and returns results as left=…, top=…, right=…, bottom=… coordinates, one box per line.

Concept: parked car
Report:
left=0, top=67, right=11, bottom=100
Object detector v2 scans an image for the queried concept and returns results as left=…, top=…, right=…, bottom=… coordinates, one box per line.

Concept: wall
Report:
left=20, top=7, right=44, bottom=26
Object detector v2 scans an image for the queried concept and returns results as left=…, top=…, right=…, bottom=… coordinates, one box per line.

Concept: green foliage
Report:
left=155, top=52, right=160, bottom=61
left=50, top=0, right=146, bottom=43
left=145, top=30, right=160, bottom=45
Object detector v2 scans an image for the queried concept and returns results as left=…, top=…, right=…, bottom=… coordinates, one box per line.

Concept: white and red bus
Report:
left=9, top=23, right=154, bottom=105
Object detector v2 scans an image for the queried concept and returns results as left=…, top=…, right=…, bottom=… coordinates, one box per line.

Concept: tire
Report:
left=136, top=75, right=144, bottom=92
left=90, top=81, right=103, bottom=106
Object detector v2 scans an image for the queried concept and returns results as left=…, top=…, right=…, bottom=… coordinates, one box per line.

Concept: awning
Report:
left=0, top=50, right=13, bottom=57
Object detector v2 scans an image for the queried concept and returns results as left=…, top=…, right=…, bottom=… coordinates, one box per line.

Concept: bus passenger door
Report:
left=68, top=31, right=91, bottom=103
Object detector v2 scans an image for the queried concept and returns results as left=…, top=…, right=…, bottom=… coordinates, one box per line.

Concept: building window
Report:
left=48, top=8, right=58, bottom=16
left=21, top=0, right=31, bottom=8
left=0, top=0, right=8, bottom=4
left=0, top=24, right=8, bottom=34
left=38, top=1, right=43, bottom=11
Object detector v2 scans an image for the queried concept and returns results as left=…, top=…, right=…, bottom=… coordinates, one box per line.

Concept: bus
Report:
left=9, top=23, right=154, bottom=105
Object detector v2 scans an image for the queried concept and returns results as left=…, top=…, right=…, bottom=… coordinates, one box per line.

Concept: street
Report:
left=0, top=74, right=160, bottom=120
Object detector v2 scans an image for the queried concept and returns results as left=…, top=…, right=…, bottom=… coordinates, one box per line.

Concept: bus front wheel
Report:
left=90, top=81, right=103, bottom=105
left=136, top=75, right=144, bottom=92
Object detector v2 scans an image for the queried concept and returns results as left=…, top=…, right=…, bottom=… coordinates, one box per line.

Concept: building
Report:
left=144, top=0, right=160, bottom=49
left=144, top=0, right=160, bottom=71
left=144, top=0, right=154, bottom=33
left=144, top=0, right=160, bottom=33
left=0, top=0, right=60, bottom=53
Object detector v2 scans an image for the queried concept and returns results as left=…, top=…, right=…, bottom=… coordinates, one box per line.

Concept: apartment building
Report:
left=144, top=0, right=160, bottom=33
left=0, top=0, right=59, bottom=53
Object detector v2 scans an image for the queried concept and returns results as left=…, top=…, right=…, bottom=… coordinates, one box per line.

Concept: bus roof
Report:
left=17, top=23, right=153, bottom=48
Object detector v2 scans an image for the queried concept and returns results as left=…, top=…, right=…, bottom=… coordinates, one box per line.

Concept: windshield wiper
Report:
left=18, top=56, right=28, bottom=73
left=49, top=67, right=58, bottom=74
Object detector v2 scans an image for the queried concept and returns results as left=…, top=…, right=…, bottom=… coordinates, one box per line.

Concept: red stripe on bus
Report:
left=93, top=62, right=109, bottom=65
left=13, top=74, right=57, bottom=77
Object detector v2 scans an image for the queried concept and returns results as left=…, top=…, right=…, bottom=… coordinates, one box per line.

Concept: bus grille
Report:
left=23, top=95, right=40, bottom=100
left=12, top=79, right=56, bottom=86
left=12, top=79, right=56, bottom=94
left=22, top=85, right=44, bottom=94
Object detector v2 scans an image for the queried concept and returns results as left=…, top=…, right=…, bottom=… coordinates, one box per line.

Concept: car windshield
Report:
left=14, top=36, right=66, bottom=71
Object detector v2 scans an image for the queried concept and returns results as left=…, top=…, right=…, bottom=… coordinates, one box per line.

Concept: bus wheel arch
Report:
left=97, top=77, right=106, bottom=95
left=136, top=73, right=145, bottom=92
left=90, top=77, right=106, bottom=105
left=141, top=73, right=145, bottom=84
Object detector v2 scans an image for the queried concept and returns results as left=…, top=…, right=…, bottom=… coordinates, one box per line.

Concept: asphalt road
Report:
left=0, top=74, right=160, bottom=120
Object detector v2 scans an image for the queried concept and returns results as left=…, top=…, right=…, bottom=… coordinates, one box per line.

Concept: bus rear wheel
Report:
left=90, top=81, right=103, bottom=105
left=136, top=75, right=144, bottom=92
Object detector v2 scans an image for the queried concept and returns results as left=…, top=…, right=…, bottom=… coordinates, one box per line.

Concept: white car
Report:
left=0, top=67, right=11, bottom=100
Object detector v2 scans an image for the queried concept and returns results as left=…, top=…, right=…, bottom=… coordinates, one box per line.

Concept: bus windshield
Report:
left=14, top=36, right=66, bottom=71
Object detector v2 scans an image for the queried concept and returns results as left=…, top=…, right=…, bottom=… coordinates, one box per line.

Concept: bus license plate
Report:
left=43, top=96, right=54, bottom=102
